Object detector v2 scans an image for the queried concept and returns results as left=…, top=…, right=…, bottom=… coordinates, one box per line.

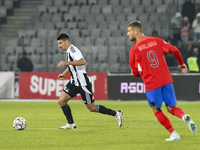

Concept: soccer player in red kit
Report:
left=127, top=21, right=197, bottom=141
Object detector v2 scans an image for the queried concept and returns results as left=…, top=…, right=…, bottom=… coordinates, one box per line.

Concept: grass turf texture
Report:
left=0, top=101, right=199, bottom=150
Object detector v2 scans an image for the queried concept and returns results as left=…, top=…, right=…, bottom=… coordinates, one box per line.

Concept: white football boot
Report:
left=115, top=110, right=123, bottom=127
left=59, top=123, right=76, bottom=129
left=182, top=114, right=197, bottom=134
left=165, top=131, right=180, bottom=141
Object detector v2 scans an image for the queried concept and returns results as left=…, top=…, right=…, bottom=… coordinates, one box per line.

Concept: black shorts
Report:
left=63, top=82, right=95, bottom=104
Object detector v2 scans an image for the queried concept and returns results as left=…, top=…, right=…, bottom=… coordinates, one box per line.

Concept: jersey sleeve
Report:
left=158, top=38, right=184, bottom=65
left=129, top=48, right=142, bottom=77
left=71, top=49, right=84, bottom=61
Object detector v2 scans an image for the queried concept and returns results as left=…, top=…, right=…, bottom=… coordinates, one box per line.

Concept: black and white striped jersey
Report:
left=65, top=44, right=91, bottom=87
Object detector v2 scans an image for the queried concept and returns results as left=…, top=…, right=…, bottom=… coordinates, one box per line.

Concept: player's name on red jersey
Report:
left=138, top=41, right=157, bottom=51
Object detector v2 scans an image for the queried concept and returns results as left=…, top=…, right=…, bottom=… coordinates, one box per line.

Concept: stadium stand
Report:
left=0, top=0, right=189, bottom=73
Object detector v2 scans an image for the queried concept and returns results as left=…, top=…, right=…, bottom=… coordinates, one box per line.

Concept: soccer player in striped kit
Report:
left=56, top=33, right=123, bottom=129
left=127, top=21, right=197, bottom=141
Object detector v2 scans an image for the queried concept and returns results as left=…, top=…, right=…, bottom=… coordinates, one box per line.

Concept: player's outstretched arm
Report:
left=179, top=64, right=187, bottom=73
left=58, top=67, right=70, bottom=80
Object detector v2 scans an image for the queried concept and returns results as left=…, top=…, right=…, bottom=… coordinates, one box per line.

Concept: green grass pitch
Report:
left=0, top=100, right=199, bottom=150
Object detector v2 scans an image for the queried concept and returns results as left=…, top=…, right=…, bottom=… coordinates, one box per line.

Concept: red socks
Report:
left=155, top=111, right=174, bottom=133
left=171, top=107, right=185, bottom=118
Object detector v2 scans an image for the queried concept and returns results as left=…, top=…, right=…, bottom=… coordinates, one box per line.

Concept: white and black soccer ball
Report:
left=13, top=117, right=27, bottom=130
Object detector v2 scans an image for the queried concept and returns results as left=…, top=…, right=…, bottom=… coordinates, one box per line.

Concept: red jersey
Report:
left=129, top=36, right=184, bottom=91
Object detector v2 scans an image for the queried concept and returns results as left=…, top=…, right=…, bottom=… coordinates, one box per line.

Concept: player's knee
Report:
left=58, top=100, right=65, bottom=106
left=87, top=107, right=95, bottom=112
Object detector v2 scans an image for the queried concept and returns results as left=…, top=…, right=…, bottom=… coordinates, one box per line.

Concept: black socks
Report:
left=95, top=105, right=116, bottom=116
left=61, top=103, right=74, bottom=124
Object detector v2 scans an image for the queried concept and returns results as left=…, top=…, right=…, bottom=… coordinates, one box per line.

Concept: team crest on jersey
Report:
left=64, top=87, right=69, bottom=92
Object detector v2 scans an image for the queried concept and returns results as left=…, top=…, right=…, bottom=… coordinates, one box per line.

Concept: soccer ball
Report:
left=13, top=117, right=27, bottom=130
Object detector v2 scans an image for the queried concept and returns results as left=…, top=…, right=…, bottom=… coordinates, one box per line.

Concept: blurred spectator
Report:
left=190, top=41, right=200, bottom=57
left=180, top=17, right=190, bottom=44
left=163, top=34, right=173, bottom=44
left=17, top=52, right=33, bottom=72
left=152, top=30, right=159, bottom=37
left=192, top=13, right=200, bottom=42
left=187, top=37, right=195, bottom=52
left=165, top=52, right=178, bottom=68
left=176, top=40, right=189, bottom=63
left=171, top=12, right=182, bottom=45
left=187, top=52, right=199, bottom=73
left=181, top=0, right=196, bottom=26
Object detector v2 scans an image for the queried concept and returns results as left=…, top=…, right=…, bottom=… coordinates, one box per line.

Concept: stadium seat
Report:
left=5, top=46, right=15, bottom=56
left=78, top=22, right=87, bottom=29
left=25, top=46, right=36, bottom=55
left=59, top=5, right=68, bottom=14
left=152, top=0, right=163, bottom=5
left=142, top=0, right=152, bottom=5
left=122, top=6, right=133, bottom=14
left=145, top=5, right=157, bottom=13
left=53, top=0, right=64, bottom=6
left=149, top=13, right=160, bottom=22
left=73, top=37, right=84, bottom=47
left=127, top=14, right=138, bottom=22
left=113, top=5, right=123, bottom=14
left=66, top=0, right=76, bottom=6
left=102, top=5, right=113, bottom=14
left=48, top=29, right=58, bottom=39
left=94, top=37, right=107, bottom=46
left=98, top=62, right=108, bottom=72
left=25, top=29, right=36, bottom=38
left=44, top=22, right=55, bottom=30
left=80, top=5, right=90, bottom=14
left=67, top=22, right=77, bottom=29
left=88, top=0, right=98, bottom=5
left=98, top=22, right=108, bottom=29
left=95, top=14, right=105, bottom=22
left=101, top=29, right=111, bottom=37
left=40, top=54, right=53, bottom=64
left=105, top=14, right=116, bottom=22
left=77, top=0, right=87, bottom=6
left=30, top=54, right=40, bottom=64
left=108, top=21, right=119, bottom=30
left=7, top=54, right=18, bottom=64
left=55, top=22, right=66, bottom=29
left=75, top=14, right=84, bottom=22
left=63, top=14, right=74, bottom=22
left=87, top=22, right=98, bottom=29
left=33, top=64, right=45, bottom=72
left=37, top=5, right=47, bottom=14
left=138, top=14, right=149, bottom=22
left=90, top=5, right=101, bottom=14
left=40, top=13, right=51, bottom=22
left=134, top=5, right=145, bottom=14
left=111, top=30, right=122, bottom=37
left=109, top=0, right=120, bottom=5
left=116, top=14, right=127, bottom=22
left=48, top=6, right=58, bottom=14
left=121, top=0, right=130, bottom=6
left=30, top=38, right=41, bottom=47
left=4, top=0, right=13, bottom=9
left=68, top=6, right=80, bottom=14
left=91, top=28, right=102, bottom=38
left=37, top=29, right=48, bottom=38
left=69, top=29, right=80, bottom=37
left=84, top=14, right=95, bottom=23
left=51, top=13, right=62, bottom=22
left=18, top=30, right=26, bottom=38
left=42, top=0, right=53, bottom=7
left=130, top=0, right=141, bottom=5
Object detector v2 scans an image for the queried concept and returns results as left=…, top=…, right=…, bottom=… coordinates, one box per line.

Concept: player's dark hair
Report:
left=128, top=21, right=143, bottom=33
left=57, top=33, right=70, bottom=41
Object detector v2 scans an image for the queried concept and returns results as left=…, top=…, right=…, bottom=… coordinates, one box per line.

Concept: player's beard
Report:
left=130, top=36, right=136, bottom=41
